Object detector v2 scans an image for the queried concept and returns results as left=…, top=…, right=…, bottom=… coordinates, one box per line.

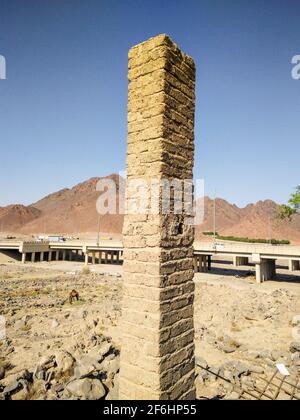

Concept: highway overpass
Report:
left=1, top=239, right=300, bottom=283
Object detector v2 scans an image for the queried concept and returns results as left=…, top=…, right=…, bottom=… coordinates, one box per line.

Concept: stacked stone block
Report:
left=119, top=34, right=196, bottom=400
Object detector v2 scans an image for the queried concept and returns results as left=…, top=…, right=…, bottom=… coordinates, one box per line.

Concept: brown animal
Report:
left=69, top=289, right=79, bottom=304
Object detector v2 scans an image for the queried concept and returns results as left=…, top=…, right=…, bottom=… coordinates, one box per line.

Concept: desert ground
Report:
left=0, top=255, right=300, bottom=400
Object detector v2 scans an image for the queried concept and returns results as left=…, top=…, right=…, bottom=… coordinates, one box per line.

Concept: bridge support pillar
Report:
left=289, top=260, right=300, bottom=271
left=196, top=255, right=210, bottom=272
left=233, top=256, right=249, bottom=267
left=92, top=252, right=96, bottom=265
left=22, top=253, right=26, bottom=264
left=48, top=251, right=52, bottom=262
left=256, top=259, right=276, bottom=283
left=84, top=252, right=89, bottom=266
left=203, top=256, right=207, bottom=271
left=40, top=252, right=44, bottom=262
left=194, top=255, right=205, bottom=273
left=207, top=255, right=212, bottom=271
left=31, top=252, right=35, bottom=263
left=56, top=251, right=59, bottom=261
left=194, top=256, right=198, bottom=273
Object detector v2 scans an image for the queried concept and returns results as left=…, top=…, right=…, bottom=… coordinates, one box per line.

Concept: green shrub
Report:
left=213, top=235, right=290, bottom=245
left=81, top=266, right=91, bottom=275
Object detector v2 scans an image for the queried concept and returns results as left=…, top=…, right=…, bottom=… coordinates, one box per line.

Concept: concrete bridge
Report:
left=1, top=239, right=300, bottom=283
left=194, top=240, right=300, bottom=283
left=0, top=239, right=123, bottom=265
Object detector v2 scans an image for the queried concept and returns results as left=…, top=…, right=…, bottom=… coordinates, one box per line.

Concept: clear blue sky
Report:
left=0, top=0, right=299, bottom=207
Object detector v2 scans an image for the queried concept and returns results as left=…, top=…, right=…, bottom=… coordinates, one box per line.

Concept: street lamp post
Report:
left=96, top=213, right=101, bottom=246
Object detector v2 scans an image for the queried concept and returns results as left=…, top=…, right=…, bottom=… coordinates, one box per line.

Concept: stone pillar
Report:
left=22, top=253, right=26, bottom=264
left=31, top=252, right=35, bottom=263
left=56, top=251, right=59, bottom=261
left=62, top=250, right=66, bottom=261
left=84, top=252, right=89, bottom=266
left=40, top=252, right=44, bottom=262
left=92, top=252, right=96, bottom=265
left=48, top=251, right=52, bottom=262
left=119, top=35, right=196, bottom=400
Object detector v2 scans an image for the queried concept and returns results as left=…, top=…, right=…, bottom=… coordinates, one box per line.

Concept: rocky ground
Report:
left=0, top=259, right=300, bottom=400
left=194, top=269, right=300, bottom=399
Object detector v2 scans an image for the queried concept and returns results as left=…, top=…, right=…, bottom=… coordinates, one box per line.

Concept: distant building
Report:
left=48, top=235, right=65, bottom=242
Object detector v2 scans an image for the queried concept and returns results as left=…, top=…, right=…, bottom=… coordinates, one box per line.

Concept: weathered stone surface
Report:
left=66, top=378, right=106, bottom=400
left=290, top=342, right=300, bottom=353
left=106, top=380, right=119, bottom=400
left=119, top=34, right=196, bottom=400
left=0, top=366, right=5, bottom=380
left=55, top=350, right=76, bottom=376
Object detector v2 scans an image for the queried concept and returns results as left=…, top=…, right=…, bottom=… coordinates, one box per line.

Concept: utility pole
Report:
left=268, top=214, right=272, bottom=244
left=213, top=191, right=217, bottom=249
left=96, top=213, right=101, bottom=246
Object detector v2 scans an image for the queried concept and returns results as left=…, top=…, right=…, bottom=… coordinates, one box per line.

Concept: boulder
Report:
left=21, top=315, right=31, bottom=324
left=257, top=349, right=273, bottom=360
left=4, top=380, right=20, bottom=396
left=15, top=320, right=26, bottom=330
left=73, top=350, right=103, bottom=378
left=105, top=381, right=119, bottom=400
left=291, top=317, right=300, bottom=327
left=34, top=355, right=56, bottom=380
left=10, top=388, right=29, bottom=400
left=51, top=319, right=59, bottom=329
left=290, top=342, right=300, bottom=353
left=195, top=356, right=208, bottom=369
left=220, top=361, right=249, bottom=381
left=66, top=378, right=106, bottom=400
left=72, top=309, right=88, bottom=320
left=218, top=335, right=241, bottom=354
left=55, top=350, right=76, bottom=376
left=101, top=357, right=120, bottom=382
left=248, top=365, right=264, bottom=375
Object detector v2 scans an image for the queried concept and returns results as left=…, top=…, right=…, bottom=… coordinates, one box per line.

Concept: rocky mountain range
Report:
left=1, top=174, right=300, bottom=243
